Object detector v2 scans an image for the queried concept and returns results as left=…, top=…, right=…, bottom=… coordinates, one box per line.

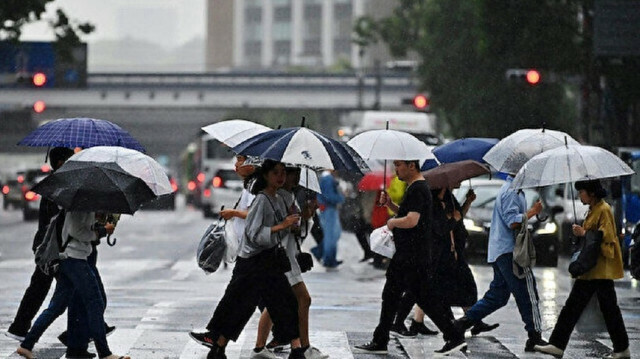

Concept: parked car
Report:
left=2, top=178, right=23, bottom=210
left=202, top=164, right=244, bottom=218
left=453, top=178, right=561, bottom=267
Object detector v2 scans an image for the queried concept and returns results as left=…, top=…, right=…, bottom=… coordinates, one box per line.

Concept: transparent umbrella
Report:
left=483, top=128, right=579, bottom=174
left=201, top=119, right=270, bottom=148
left=512, top=144, right=635, bottom=219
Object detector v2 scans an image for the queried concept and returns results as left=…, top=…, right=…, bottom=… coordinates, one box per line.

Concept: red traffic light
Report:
left=32, top=72, right=47, bottom=87
left=413, top=94, right=430, bottom=110
left=526, top=70, right=540, bottom=85
left=33, top=100, right=46, bottom=113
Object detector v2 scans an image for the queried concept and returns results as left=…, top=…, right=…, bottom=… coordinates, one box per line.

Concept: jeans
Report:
left=549, top=279, right=628, bottom=352
left=319, top=207, right=341, bottom=267
left=465, top=253, right=542, bottom=334
left=21, top=258, right=111, bottom=357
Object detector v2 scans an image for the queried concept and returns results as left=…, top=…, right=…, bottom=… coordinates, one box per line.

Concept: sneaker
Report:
left=470, top=321, right=499, bottom=336
left=189, top=331, right=217, bottom=348
left=390, top=323, right=417, bottom=338
left=206, top=344, right=227, bottom=359
left=266, top=338, right=290, bottom=352
left=409, top=319, right=438, bottom=336
left=603, top=348, right=631, bottom=359
left=5, top=330, right=26, bottom=342
left=434, top=338, right=467, bottom=356
left=250, top=347, right=278, bottom=359
left=304, top=346, right=329, bottom=359
left=352, top=341, right=388, bottom=354
left=525, top=332, right=548, bottom=352
left=533, top=344, right=564, bottom=358
left=65, top=349, right=97, bottom=359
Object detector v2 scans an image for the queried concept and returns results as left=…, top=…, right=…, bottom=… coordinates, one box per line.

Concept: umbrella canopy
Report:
left=69, top=146, right=172, bottom=196
left=511, top=144, right=635, bottom=189
left=347, top=129, right=435, bottom=161
left=232, top=127, right=369, bottom=173
left=358, top=172, right=393, bottom=191
left=483, top=128, right=579, bottom=174
left=433, top=137, right=499, bottom=164
left=18, top=118, right=146, bottom=152
left=201, top=119, right=270, bottom=148
left=422, top=160, right=490, bottom=189
left=32, top=161, right=156, bottom=214
left=299, top=167, right=321, bottom=193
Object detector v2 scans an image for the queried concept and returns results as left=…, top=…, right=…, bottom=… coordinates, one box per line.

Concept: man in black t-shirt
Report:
left=353, top=160, right=466, bottom=356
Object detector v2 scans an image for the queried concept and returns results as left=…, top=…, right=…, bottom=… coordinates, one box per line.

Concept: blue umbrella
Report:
left=18, top=117, right=146, bottom=152
left=433, top=137, right=499, bottom=164
left=232, top=127, right=368, bottom=173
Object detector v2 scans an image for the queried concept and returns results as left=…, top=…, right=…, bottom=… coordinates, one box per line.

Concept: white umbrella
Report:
left=347, top=129, right=435, bottom=162
left=299, top=167, right=321, bottom=193
left=483, top=128, right=580, bottom=174
left=72, top=146, right=172, bottom=196
left=201, top=119, right=271, bottom=148
left=512, top=144, right=635, bottom=220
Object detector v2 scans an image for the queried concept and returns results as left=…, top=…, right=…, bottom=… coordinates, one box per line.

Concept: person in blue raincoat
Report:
left=312, top=170, right=344, bottom=270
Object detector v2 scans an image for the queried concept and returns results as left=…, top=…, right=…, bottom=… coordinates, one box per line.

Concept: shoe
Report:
left=189, top=331, right=217, bottom=348
left=409, top=319, right=438, bottom=336
left=288, top=347, right=307, bottom=359
left=390, top=323, right=417, bottom=338
left=250, top=347, right=278, bottom=359
left=206, top=343, right=227, bottom=359
left=352, top=341, right=388, bottom=354
left=470, top=321, right=499, bottom=336
left=452, top=316, right=474, bottom=334
left=434, top=338, right=467, bottom=356
left=5, top=329, right=26, bottom=342
left=65, top=349, right=97, bottom=358
left=59, top=324, right=116, bottom=346
left=525, top=332, right=548, bottom=352
left=603, top=348, right=631, bottom=359
left=304, top=346, right=329, bottom=359
left=266, top=338, right=290, bottom=352
left=534, top=344, right=564, bottom=358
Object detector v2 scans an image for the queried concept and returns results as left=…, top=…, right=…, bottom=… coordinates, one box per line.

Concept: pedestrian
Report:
left=189, top=160, right=307, bottom=359
left=16, top=210, right=128, bottom=359
left=6, top=147, right=74, bottom=342
left=453, top=174, right=547, bottom=352
left=535, top=180, right=630, bottom=359
left=312, top=170, right=344, bottom=270
left=251, top=166, right=329, bottom=359
left=219, top=155, right=257, bottom=242
left=353, top=160, right=466, bottom=356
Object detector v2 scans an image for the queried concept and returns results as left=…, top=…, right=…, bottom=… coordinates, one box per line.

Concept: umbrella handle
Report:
left=107, top=234, right=117, bottom=246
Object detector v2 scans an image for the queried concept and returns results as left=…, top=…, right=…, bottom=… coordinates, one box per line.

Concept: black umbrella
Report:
left=32, top=161, right=156, bottom=214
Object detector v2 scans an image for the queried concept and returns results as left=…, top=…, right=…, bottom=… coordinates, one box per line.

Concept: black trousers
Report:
left=549, top=279, right=628, bottom=352
left=372, top=258, right=460, bottom=344
left=207, top=249, right=299, bottom=343
left=8, top=265, right=54, bottom=336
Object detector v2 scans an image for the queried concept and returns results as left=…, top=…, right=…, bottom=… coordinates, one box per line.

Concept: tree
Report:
left=363, top=0, right=583, bottom=139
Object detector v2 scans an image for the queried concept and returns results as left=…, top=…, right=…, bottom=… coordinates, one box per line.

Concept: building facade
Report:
left=206, top=0, right=398, bottom=71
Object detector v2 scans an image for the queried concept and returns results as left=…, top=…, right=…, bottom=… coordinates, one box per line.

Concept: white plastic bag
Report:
left=369, top=225, right=395, bottom=258
left=224, top=218, right=240, bottom=263
left=576, top=295, right=607, bottom=333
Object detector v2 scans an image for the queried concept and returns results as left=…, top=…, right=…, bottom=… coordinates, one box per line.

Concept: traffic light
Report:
left=506, top=69, right=542, bottom=86
left=402, top=94, right=431, bottom=112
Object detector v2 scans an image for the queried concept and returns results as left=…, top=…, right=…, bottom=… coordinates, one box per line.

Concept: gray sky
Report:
left=20, top=0, right=206, bottom=49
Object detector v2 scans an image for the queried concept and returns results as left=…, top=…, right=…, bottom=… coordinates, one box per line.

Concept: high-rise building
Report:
left=206, top=0, right=400, bottom=71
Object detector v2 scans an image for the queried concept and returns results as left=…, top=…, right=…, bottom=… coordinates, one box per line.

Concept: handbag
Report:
left=369, top=225, right=396, bottom=258
left=513, top=215, right=536, bottom=278
left=568, top=230, right=603, bottom=278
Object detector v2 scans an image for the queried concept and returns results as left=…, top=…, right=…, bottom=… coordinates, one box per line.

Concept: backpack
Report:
left=196, top=218, right=227, bottom=274
left=34, top=209, right=68, bottom=276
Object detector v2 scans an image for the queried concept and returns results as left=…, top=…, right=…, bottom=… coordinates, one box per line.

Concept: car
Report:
left=542, top=183, right=589, bottom=254
left=201, top=164, right=244, bottom=218
left=2, top=178, right=23, bottom=210
left=20, top=168, right=51, bottom=221
left=453, top=178, right=561, bottom=267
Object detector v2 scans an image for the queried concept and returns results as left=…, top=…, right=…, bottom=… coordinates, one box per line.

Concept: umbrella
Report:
left=68, top=146, right=172, bottom=196
left=432, top=137, right=499, bottom=164
left=299, top=166, right=321, bottom=193
left=358, top=172, right=393, bottom=191
left=201, top=119, right=271, bottom=148
left=232, top=127, right=369, bottom=173
left=32, top=146, right=170, bottom=214
left=422, top=160, right=490, bottom=189
left=483, top=128, right=579, bottom=174
left=18, top=118, right=146, bottom=152
left=512, top=144, right=635, bottom=220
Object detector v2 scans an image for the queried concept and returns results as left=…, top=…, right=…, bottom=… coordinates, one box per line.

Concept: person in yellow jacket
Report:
left=535, top=179, right=630, bottom=359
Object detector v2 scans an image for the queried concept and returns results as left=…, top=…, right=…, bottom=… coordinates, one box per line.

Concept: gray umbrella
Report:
left=483, top=128, right=580, bottom=174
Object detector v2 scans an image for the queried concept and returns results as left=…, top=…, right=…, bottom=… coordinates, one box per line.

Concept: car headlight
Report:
left=463, top=218, right=484, bottom=232
left=535, top=222, right=557, bottom=235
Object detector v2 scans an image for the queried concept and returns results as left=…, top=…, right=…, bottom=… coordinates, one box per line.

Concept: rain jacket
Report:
left=579, top=199, right=624, bottom=280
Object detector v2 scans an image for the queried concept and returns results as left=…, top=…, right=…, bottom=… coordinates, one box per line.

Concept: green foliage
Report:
left=363, top=0, right=583, bottom=138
